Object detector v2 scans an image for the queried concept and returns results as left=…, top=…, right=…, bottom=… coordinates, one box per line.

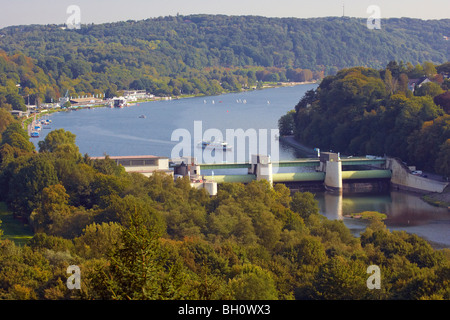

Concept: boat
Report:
left=30, top=131, right=40, bottom=138
left=198, top=140, right=232, bottom=151
left=112, top=97, right=127, bottom=108
left=139, top=114, right=146, bottom=118
left=42, top=115, right=51, bottom=128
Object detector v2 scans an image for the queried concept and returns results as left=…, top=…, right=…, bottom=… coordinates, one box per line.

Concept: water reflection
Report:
left=315, top=190, right=450, bottom=248
left=321, top=191, right=343, bottom=220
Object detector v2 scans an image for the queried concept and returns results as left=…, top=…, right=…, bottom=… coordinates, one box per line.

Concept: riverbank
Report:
left=134, top=80, right=319, bottom=103
left=23, top=81, right=319, bottom=137
left=422, top=186, right=450, bottom=209
left=279, top=135, right=317, bottom=157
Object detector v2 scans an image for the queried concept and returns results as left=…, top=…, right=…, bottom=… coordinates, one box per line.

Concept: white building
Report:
left=90, top=155, right=171, bottom=177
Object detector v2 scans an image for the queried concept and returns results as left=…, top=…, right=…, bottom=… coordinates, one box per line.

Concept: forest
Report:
left=0, top=118, right=449, bottom=300
left=279, top=61, right=450, bottom=177
left=0, top=15, right=449, bottom=106
left=0, top=14, right=450, bottom=301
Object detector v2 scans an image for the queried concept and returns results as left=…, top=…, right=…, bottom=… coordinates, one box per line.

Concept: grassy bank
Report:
left=0, top=202, right=33, bottom=246
left=344, top=211, right=387, bottom=220
left=422, top=189, right=450, bottom=209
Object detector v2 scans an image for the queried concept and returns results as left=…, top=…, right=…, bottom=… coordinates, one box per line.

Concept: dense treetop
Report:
left=0, top=15, right=448, bottom=105
left=0, top=115, right=449, bottom=300
left=1, top=15, right=450, bottom=300
left=280, top=61, right=450, bottom=176
left=1, top=15, right=449, bottom=71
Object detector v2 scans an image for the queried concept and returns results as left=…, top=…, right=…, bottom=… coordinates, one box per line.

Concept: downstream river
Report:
left=32, top=84, right=450, bottom=248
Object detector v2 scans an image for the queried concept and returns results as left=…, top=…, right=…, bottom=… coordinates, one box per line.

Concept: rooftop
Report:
left=90, top=155, right=168, bottom=160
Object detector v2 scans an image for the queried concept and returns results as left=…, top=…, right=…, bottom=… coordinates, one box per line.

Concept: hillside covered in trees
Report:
left=0, top=121, right=449, bottom=300
left=0, top=15, right=449, bottom=106
left=280, top=61, right=450, bottom=177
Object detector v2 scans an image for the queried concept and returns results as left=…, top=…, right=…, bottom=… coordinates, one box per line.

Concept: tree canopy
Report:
left=0, top=121, right=449, bottom=300
left=283, top=61, right=450, bottom=177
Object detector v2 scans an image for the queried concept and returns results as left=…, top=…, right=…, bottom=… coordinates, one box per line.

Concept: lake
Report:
left=32, top=84, right=450, bottom=248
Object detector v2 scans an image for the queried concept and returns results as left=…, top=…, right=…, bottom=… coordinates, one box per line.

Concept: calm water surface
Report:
left=315, top=191, right=450, bottom=249
left=32, top=84, right=450, bottom=248
left=35, top=85, right=315, bottom=159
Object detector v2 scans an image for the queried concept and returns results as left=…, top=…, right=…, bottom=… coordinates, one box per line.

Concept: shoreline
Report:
left=279, top=135, right=317, bottom=157
left=422, top=187, right=450, bottom=209
left=135, top=80, right=319, bottom=103
left=23, top=81, right=320, bottom=136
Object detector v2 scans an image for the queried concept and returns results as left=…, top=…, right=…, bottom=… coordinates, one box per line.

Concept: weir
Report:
left=175, top=152, right=394, bottom=193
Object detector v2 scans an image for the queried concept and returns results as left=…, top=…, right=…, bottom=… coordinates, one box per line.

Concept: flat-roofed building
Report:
left=90, top=155, right=171, bottom=177
left=69, top=97, right=103, bottom=105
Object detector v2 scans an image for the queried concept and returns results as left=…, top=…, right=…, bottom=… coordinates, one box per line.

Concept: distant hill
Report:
left=0, top=15, right=448, bottom=103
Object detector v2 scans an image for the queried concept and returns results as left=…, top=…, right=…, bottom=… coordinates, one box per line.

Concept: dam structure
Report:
left=93, top=153, right=448, bottom=196
left=170, top=152, right=401, bottom=194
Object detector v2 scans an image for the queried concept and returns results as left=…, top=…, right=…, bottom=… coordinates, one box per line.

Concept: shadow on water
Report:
left=314, top=189, right=450, bottom=249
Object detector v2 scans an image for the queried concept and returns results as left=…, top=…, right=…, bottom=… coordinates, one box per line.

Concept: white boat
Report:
left=198, top=140, right=232, bottom=151
left=112, top=97, right=127, bottom=108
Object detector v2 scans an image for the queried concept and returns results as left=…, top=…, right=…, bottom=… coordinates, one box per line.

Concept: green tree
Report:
left=415, top=82, right=444, bottom=98
left=6, top=93, right=26, bottom=111
left=384, top=69, right=396, bottom=96
left=7, top=155, right=59, bottom=217
left=1, top=122, right=35, bottom=153
left=295, top=235, right=328, bottom=266
left=435, top=139, right=450, bottom=177
left=290, top=192, right=319, bottom=220
left=0, top=109, right=15, bottom=138
left=230, top=264, right=278, bottom=300
left=38, top=129, right=79, bottom=155
left=74, top=222, right=122, bottom=259
left=422, top=61, right=437, bottom=78
left=90, top=208, right=187, bottom=300
left=29, top=184, right=71, bottom=235
left=312, top=255, right=368, bottom=300
left=278, top=111, right=295, bottom=136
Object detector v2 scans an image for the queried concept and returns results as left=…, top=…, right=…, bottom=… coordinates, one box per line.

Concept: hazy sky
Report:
left=0, top=0, right=448, bottom=28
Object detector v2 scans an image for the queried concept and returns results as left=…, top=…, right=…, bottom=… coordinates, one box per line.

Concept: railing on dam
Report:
left=191, top=156, right=390, bottom=185
left=197, top=157, right=386, bottom=170
left=198, top=163, right=251, bottom=170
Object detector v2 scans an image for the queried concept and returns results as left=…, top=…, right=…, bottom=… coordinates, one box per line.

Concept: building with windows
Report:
left=90, top=155, right=171, bottom=177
